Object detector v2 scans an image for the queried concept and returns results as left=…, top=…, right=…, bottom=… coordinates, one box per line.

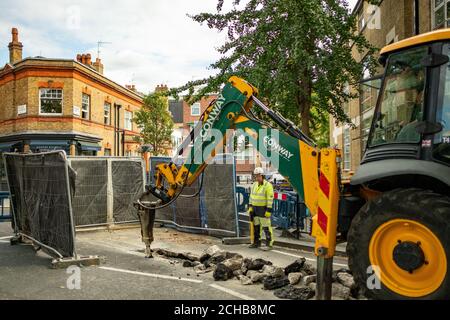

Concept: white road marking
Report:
left=0, top=240, right=9, bottom=243
left=209, top=284, right=255, bottom=300
left=99, top=266, right=203, bottom=284
left=0, top=236, right=12, bottom=240
left=272, top=249, right=348, bottom=268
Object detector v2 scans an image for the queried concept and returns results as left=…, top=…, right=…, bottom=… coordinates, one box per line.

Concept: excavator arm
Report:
left=149, top=76, right=341, bottom=299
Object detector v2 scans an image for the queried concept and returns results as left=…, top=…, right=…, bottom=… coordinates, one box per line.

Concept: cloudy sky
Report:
left=0, top=0, right=359, bottom=94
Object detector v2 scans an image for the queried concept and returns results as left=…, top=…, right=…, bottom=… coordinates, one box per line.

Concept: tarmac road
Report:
left=0, top=222, right=348, bottom=300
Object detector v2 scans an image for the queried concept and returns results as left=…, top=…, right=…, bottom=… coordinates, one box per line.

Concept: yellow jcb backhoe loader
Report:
left=145, top=29, right=450, bottom=300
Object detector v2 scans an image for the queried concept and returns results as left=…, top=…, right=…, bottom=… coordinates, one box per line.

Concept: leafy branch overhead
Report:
left=133, top=93, right=174, bottom=156
left=169, top=0, right=378, bottom=140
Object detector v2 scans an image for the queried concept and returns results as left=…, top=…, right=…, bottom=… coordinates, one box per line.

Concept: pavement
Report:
left=0, top=221, right=348, bottom=300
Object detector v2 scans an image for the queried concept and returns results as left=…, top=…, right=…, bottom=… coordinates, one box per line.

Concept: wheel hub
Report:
left=393, top=241, right=425, bottom=273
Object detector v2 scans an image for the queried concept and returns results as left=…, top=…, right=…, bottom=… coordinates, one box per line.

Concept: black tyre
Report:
left=347, top=188, right=450, bottom=300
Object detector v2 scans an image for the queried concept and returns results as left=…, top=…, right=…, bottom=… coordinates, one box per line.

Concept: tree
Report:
left=134, top=93, right=174, bottom=156
left=170, top=0, right=378, bottom=141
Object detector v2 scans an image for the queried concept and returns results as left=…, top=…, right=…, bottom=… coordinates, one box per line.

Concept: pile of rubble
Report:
left=154, top=245, right=366, bottom=300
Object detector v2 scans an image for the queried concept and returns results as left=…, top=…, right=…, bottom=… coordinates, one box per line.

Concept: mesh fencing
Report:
left=3, top=151, right=76, bottom=258
left=112, top=160, right=144, bottom=223
left=68, top=157, right=145, bottom=226
left=69, top=160, right=108, bottom=226
left=149, top=154, right=238, bottom=236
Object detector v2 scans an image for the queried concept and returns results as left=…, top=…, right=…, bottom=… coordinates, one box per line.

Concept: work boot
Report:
left=249, top=241, right=261, bottom=248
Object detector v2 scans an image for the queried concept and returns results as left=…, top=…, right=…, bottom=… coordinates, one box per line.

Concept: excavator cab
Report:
left=345, top=29, right=450, bottom=300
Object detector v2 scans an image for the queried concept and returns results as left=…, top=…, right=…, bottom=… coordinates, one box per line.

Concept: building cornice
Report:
left=0, top=58, right=143, bottom=105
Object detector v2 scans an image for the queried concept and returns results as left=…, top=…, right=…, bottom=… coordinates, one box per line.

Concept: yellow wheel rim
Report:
left=369, top=219, right=447, bottom=298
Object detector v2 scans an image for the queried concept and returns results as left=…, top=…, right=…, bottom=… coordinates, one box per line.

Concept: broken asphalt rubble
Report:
left=153, top=245, right=366, bottom=300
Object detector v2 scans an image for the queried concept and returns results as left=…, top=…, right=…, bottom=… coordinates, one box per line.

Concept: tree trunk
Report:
left=300, top=103, right=311, bottom=137
left=297, top=73, right=312, bottom=137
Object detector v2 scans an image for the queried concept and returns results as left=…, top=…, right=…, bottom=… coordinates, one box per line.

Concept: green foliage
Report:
left=169, top=0, right=378, bottom=143
left=133, top=93, right=174, bottom=156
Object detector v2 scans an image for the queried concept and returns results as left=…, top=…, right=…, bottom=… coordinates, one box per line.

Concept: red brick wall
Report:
left=182, top=95, right=217, bottom=131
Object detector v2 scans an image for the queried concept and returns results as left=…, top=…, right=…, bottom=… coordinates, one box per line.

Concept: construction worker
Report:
left=248, top=167, right=274, bottom=250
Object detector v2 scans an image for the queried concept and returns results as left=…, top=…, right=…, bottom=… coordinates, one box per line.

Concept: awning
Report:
left=0, top=142, right=18, bottom=152
left=78, top=141, right=101, bottom=151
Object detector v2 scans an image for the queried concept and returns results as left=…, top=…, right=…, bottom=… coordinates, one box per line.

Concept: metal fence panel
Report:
left=70, top=160, right=108, bottom=226
left=68, top=157, right=145, bottom=226
left=112, top=160, right=143, bottom=223
left=149, top=154, right=238, bottom=236
left=3, top=151, right=76, bottom=258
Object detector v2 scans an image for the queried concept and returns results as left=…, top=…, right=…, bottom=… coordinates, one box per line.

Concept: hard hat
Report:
left=253, top=167, right=264, bottom=175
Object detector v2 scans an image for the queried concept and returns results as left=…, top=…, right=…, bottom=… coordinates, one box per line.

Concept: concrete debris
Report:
left=246, top=258, right=273, bottom=271
left=193, top=264, right=213, bottom=274
left=274, top=285, right=315, bottom=300
left=300, top=274, right=317, bottom=286
left=263, top=275, right=290, bottom=290
left=151, top=247, right=365, bottom=300
left=301, top=263, right=316, bottom=275
left=308, top=282, right=316, bottom=291
left=223, top=257, right=244, bottom=272
left=261, top=265, right=285, bottom=278
left=284, top=258, right=306, bottom=275
left=213, top=263, right=234, bottom=281
left=207, top=251, right=228, bottom=265
left=239, top=275, right=253, bottom=285
left=288, top=272, right=303, bottom=285
left=204, top=245, right=222, bottom=256
left=332, top=282, right=351, bottom=300
left=199, top=253, right=211, bottom=264
left=246, top=270, right=267, bottom=283
left=154, top=248, right=199, bottom=262
left=233, top=269, right=244, bottom=277
left=182, top=260, right=200, bottom=268
left=336, top=272, right=355, bottom=289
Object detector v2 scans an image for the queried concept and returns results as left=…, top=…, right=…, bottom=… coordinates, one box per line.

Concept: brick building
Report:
left=330, top=0, right=434, bottom=176
left=0, top=28, right=143, bottom=156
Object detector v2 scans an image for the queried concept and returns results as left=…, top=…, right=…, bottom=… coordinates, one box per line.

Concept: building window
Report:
left=104, top=148, right=111, bottom=156
left=433, top=0, right=448, bottom=29
left=358, top=12, right=366, bottom=31
left=124, top=110, right=133, bottom=131
left=104, top=102, right=111, bottom=125
left=82, top=93, right=90, bottom=119
left=343, top=128, right=351, bottom=171
left=39, top=88, right=63, bottom=115
left=191, top=103, right=201, bottom=116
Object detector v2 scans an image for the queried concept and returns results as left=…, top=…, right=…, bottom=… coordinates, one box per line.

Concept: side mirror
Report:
left=415, top=121, right=443, bottom=135
left=421, top=53, right=449, bottom=68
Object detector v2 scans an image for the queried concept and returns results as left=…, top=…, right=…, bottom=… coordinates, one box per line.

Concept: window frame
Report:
left=104, top=102, right=111, bottom=125
left=367, top=45, right=429, bottom=148
left=81, top=93, right=90, bottom=120
left=39, top=88, right=63, bottom=116
left=124, top=110, right=133, bottom=131
left=432, top=0, right=448, bottom=29
left=343, top=127, right=351, bottom=171
left=191, top=102, right=201, bottom=116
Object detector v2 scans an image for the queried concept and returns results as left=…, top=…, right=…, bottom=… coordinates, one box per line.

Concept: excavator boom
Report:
left=149, top=76, right=341, bottom=299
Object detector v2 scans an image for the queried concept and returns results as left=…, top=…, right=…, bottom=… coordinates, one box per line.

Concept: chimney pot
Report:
left=8, top=27, right=23, bottom=64
left=86, top=53, right=92, bottom=65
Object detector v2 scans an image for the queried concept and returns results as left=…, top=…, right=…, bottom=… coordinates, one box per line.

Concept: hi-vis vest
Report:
left=249, top=180, right=274, bottom=216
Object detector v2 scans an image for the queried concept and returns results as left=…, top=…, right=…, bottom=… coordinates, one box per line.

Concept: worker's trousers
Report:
left=252, top=216, right=274, bottom=246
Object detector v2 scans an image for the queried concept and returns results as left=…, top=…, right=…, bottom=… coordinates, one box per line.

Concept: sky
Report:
left=0, top=0, right=360, bottom=95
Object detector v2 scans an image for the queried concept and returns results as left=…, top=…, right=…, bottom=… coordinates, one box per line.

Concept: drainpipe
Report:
left=116, top=104, right=122, bottom=156
left=414, top=0, right=420, bottom=35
